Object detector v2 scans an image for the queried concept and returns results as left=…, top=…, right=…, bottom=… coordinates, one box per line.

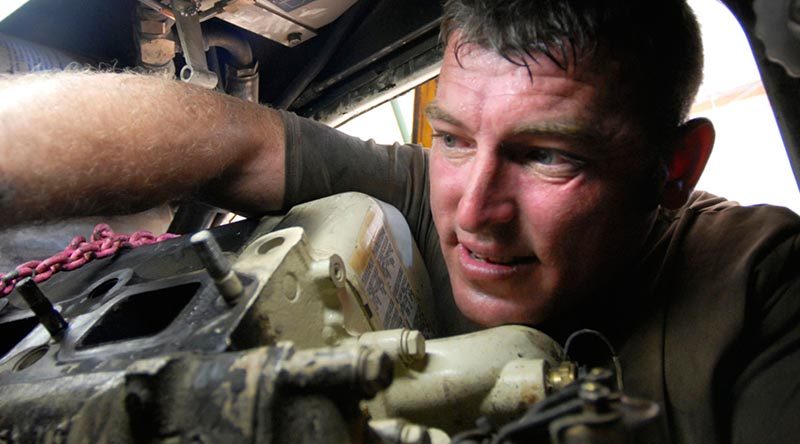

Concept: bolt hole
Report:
left=180, top=66, right=193, bottom=80
left=14, top=345, right=49, bottom=372
left=258, top=237, right=285, bottom=255
left=88, top=278, right=119, bottom=300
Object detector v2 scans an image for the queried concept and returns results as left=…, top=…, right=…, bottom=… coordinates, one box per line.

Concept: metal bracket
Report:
left=173, top=0, right=219, bottom=89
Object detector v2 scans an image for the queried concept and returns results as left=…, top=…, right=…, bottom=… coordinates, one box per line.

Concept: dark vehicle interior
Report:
left=0, top=0, right=442, bottom=126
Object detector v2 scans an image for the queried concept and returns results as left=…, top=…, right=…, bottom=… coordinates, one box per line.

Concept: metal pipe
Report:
left=391, top=99, right=411, bottom=144
left=202, top=23, right=259, bottom=102
left=204, top=23, right=253, bottom=68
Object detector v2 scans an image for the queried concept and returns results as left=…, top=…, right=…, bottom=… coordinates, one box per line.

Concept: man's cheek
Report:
left=430, top=163, right=462, bottom=210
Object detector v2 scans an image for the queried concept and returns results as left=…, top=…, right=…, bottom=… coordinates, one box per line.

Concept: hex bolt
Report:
left=190, top=230, right=243, bottom=305
left=399, top=329, right=426, bottom=364
left=370, top=419, right=432, bottom=444
left=579, top=381, right=613, bottom=413
left=400, top=425, right=430, bottom=444
left=356, top=347, right=394, bottom=398
left=287, top=32, right=302, bottom=45
left=17, top=277, right=68, bottom=339
left=173, top=0, right=199, bottom=17
left=546, top=361, right=576, bottom=392
left=586, top=367, right=614, bottom=383
left=356, top=329, right=426, bottom=365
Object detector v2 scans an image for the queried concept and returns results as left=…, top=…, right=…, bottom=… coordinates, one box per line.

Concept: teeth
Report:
left=470, top=252, right=514, bottom=264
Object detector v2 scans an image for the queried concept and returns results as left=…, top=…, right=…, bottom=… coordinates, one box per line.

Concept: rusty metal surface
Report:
left=0, top=195, right=410, bottom=442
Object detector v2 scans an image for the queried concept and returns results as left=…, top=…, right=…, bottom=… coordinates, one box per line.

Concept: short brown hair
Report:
left=441, top=0, right=704, bottom=146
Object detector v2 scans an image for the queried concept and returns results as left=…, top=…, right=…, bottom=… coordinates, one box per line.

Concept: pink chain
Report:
left=0, top=224, right=180, bottom=297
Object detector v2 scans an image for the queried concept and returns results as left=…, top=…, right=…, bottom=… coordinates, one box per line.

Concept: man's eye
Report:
left=523, top=148, right=584, bottom=165
left=433, top=132, right=459, bottom=148
left=527, top=149, right=560, bottom=165
left=520, top=148, right=586, bottom=177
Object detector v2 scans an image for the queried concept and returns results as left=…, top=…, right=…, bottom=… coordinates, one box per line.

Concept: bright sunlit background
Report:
left=688, top=0, right=800, bottom=214
left=338, top=0, right=800, bottom=215
left=0, top=0, right=30, bottom=22
left=338, top=88, right=415, bottom=145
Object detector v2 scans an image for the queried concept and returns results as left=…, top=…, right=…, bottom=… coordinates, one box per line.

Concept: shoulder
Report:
left=641, top=192, right=800, bottom=442
left=668, top=191, right=800, bottom=265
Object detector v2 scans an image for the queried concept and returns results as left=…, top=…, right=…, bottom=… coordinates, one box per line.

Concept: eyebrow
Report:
left=425, top=102, right=603, bottom=145
left=425, top=102, right=464, bottom=128
left=508, top=122, right=602, bottom=144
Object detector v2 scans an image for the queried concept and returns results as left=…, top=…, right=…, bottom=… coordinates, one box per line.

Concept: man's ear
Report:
left=660, top=117, right=715, bottom=209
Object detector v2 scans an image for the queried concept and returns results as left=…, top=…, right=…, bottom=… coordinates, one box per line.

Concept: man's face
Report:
left=428, top=39, right=659, bottom=327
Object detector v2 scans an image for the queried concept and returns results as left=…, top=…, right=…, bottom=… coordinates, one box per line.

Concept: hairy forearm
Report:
left=0, top=71, right=285, bottom=227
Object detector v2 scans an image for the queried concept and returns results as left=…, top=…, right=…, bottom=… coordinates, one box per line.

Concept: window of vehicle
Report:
left=690, top=0, right=800, bottom=214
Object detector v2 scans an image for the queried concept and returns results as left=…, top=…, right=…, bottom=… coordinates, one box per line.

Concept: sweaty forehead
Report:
left=433, top=39, right=643, bottom=152
left=436, top=48, right=627, bottom=126
left=437, top=42, right=603, bottom=119
left=440, top=39, right=607, bottom=91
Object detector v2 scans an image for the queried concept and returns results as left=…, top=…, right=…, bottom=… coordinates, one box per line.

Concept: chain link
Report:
left=0, top=224, right=180, bottom=297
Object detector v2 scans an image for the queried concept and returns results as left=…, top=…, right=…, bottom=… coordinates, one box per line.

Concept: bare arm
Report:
left=0, top=71, right=285, bottom=227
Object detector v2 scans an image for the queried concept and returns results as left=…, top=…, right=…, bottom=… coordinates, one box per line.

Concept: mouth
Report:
left=467, top=249, right=531, bottom=265
left=467, top=250, right=536, bottom=265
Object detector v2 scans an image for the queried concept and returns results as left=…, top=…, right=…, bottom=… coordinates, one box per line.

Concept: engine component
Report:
left=135, top=3, right=177, bottom=76
left=370, top=418, right=448, bottom=444
left=16, top=278, right=68, bottom=340
left=0, top=341, right=392, bottom=443
left=0, top=193, right=420, bottom=442
left=0, top=193, right=655, bottom=442
left=204, top=21, right=260, bottom=102
left=451, top=368, right=659, bottom=444
left=215, top=0, right=359, bottom=47
left=174, top=0, right=219, bottom=88
left=265, top=192, right=438, bottom=338
left=364, top=325, right=564, bottom=435
left=191, top=230, right=245, bottom=303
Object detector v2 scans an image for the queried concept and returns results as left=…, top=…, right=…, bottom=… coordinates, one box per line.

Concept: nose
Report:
left=455, top=149, right=516, bottom=234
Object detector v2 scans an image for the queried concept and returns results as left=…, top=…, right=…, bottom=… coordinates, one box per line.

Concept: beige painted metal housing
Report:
left=365, top=325, right=565, bottom=435
left=228, top=193, right=571, bottom=439
left=216, top=0, right=358, bottom=47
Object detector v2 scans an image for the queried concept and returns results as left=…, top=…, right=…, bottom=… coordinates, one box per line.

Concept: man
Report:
left=0, top=0, right=798, bottom=442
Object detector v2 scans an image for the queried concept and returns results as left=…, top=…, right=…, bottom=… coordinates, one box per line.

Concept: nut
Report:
left=400, top=329, right=426, bottom=363
left=579, top=382, right=611, bottom=403
left=399, top=424, right=430, bottom=444
left=287, top=32, right=302, bottom=45
left=547, top=361, right=576, bottom=391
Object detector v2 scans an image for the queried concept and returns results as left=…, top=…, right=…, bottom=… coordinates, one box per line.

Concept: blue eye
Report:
left=529, top=149, right=558, bottom=165
left=442, top=133, right=457, bottom=147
